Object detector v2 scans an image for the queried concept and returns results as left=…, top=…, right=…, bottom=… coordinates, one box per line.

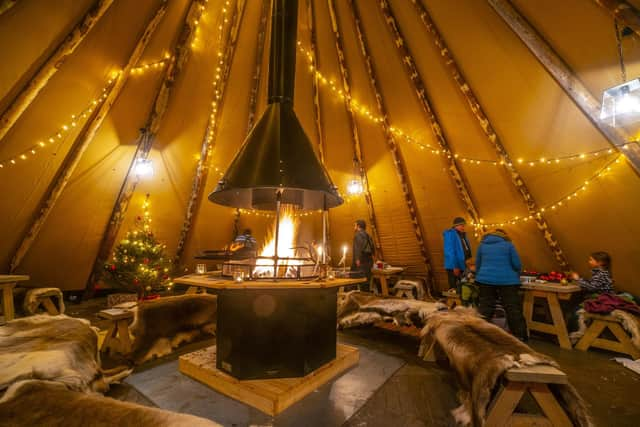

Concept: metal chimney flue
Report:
left=208, top=0, right=343, bottom=211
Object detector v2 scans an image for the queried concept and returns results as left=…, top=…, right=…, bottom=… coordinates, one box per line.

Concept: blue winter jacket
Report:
left=475, top=234, right=522, bottom=285
left=443, top=228, right=470, bottom=271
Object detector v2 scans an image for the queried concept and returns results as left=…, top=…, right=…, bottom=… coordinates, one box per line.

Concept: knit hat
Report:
left=452, top=217, right=466, bottom=226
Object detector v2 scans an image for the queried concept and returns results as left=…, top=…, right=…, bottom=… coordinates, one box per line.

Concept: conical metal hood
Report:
left=208, top=0, right=342, bottom=211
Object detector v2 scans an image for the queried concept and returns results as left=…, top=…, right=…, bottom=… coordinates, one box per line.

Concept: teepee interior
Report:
left=1, top=1, right=640, bottom=426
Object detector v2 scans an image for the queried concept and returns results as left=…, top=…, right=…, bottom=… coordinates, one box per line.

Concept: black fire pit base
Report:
left=216, top=287, right=337, bottom=380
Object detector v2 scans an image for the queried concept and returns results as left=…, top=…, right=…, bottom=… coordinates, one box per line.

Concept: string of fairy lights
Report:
left=0, top=78, right=115, bottom=169
left=296, top=44, right=638, bottom=167
left=1, top=5, right=634, bottom=232
left=0, top=0, right=212, bottom=171
left=471, top=155, right=623, bottom=230
left=0, top=55, right=177, bottom=170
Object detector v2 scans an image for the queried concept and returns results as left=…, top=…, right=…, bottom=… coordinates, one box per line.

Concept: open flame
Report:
left=253, top=205, right=305, bottom=277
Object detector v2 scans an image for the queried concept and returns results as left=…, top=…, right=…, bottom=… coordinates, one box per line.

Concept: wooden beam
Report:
left=413, top=0, right=570, bottom=268
left=0, top=0, right=18, bottom=17
left=9, top=2, right=168, bottom=273
left=246, top=0, right=269, bottom=133
left=594, top=0, right=640, bottom=38
left=347, top=0, right=436, bottom=287
left=0, top=0, right=115, bottom=143
left=307, top=0, right=334, bottom=256
left=327, top=0, right=383, bottom=258
left=488, top=0, right=640, bottom=176
left=378, top=0, right=482, bottom=230
left=85, top=0, right=204, bottom=294
left=174, top=0, right=246, bottom=265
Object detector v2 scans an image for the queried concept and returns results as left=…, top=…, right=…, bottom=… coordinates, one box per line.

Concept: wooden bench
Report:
left=99, top=308, right=134, bottom=355
left=442, top=289, right=461, bottom=309
left=23, top=287, right=64, bottom=315
left=486, top=364, right=572, bottom=427
left=574, top=312, right=640, bottom=359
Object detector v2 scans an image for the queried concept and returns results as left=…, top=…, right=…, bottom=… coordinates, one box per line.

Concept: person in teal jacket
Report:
left=443, top=217, right=472, bottom=292
left=475, top=228, right=527, bottom=341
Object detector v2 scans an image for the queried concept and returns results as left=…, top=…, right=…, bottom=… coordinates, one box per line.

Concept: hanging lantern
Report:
left=134, top=158, right=154, bottom=177
left=600, top=79, right=640, bottom=128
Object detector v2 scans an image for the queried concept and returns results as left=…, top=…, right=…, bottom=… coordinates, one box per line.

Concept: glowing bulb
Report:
left=134, top=158, right=154, bottom=177
left=347, top=179, right=364, bottom=195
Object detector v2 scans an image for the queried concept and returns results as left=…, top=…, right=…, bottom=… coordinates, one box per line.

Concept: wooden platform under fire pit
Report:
left=179, top=344, right=360, bottom=416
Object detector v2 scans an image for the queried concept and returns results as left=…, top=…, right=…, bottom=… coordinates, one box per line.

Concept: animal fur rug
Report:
left=0, top=315, right=129, bottom=395
left=421, top=308, right=593, bottom=427
left=570, top=308, right=640, bottom=350
left=337, top=290, right=446, bottom=330
left=0, top=380, right=220, bottom=427
left=129, top=294, right=217, bottom=364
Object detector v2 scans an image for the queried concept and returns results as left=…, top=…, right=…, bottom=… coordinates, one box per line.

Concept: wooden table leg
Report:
left=523, top=291, right=534, bottom=336
left=117, top=319, right=132, bottom=354
left=379, top=276, right=389, bottom=297
left=546, top=293, right=571, bottom=349
left=2, top=283, right=16, bottom=321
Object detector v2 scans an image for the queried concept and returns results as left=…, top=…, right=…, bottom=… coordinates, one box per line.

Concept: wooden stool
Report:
left=442, top=289, right=461, bottom=309
left=393, top=282, right=417, bottom=299
left=486, top=364, right=572, bottom=427
left=574, top=312, right=640, bottom=359
left=23, top=288, right=64, bottom=315
left=99, top=309, right=134, bottom=355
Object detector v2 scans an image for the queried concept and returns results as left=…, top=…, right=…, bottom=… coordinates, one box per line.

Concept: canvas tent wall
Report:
left=0, top=0, right=639, bottom=293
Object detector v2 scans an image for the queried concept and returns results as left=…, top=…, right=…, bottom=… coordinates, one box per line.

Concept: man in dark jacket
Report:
left=475, top=229, right=527, bottom=341
left=443, top=217, right=472, bottom=291
left=352, top=219, right=375, bottom=292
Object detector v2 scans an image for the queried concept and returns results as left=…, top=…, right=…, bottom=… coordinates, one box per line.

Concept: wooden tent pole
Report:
left=307, top=0, right=326, bottom=164
left=412, top=0, right=570, bottom=268
left=85, top=0, right=203, bottom=293
left=0, top=0, right=18, bottom=17
left=378, top=0, right=481, bottom=230
left=246, top=0, right=269, bottom=133
left=0, top=0, right=115, bottom=143
left=488, top=0, right=640, bottom=176
left=327, top=0, right=383, bottom=258
left=594, top=0, right=640, bottom=38
left=174, top=0, right=246, bottom=266
left=347, top=0, right=436, bottom=288
left=8, top=2, right=168, bottom=273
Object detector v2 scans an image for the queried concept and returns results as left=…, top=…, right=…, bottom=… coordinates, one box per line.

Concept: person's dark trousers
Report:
left=447, top=270, right=460, bottom=295
left=477, top=283, right=528, bottom=340
left=360, top=256, right=374, bottom=292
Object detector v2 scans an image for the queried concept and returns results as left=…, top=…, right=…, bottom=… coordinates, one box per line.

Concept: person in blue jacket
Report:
left=475, top=228, right=527, bottom=341
left=443, top=217, right=472, bottom=292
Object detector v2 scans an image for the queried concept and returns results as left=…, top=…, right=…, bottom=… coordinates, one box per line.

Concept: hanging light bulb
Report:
left=134, top=158, right=154, bottom=177
left=347, top=178, right=363, bottom=195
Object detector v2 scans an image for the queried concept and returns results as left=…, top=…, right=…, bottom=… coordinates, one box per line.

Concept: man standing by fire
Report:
left=352, top=219, right=375, bottom=292
left=443, top=217, right=472, bottom=293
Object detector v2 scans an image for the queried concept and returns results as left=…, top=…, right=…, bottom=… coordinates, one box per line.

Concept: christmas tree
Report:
left=104, top=194, right=172, bottom=298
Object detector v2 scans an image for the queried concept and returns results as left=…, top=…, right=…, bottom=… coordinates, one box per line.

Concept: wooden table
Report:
left=175, top=274, right=364, bottom=293
left=521, top=282, right=581, bottom=349
left=371, top=267, right=404, bottom=296
left=0, top=275, right=29, bottom=322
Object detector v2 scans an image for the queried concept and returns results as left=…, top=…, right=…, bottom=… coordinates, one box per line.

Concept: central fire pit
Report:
left=222, top=205, right=319, bottom=280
